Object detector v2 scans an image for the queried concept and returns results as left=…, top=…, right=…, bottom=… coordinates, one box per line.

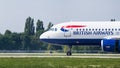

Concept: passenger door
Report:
left=64, top=28, right=71, bottom=37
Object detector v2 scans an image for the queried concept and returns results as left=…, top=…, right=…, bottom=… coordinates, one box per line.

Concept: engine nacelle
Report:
left=101, top=39, right=120, bottom=52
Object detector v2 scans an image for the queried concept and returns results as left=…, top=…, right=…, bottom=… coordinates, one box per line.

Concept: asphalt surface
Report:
left=0, top=53, right=120, bottom=58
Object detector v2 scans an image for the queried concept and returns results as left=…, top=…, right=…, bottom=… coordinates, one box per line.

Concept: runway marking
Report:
left=0, top=53, right=119, bottom=58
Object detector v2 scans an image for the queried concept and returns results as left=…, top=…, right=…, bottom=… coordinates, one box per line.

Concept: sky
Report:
left=0, top=0, right=120, bottom=34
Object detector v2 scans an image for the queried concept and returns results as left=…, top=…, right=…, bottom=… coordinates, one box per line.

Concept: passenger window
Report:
left=55, top=28, right=57, bottom=31
left=76, top=29, right=78, bottom=31
left=112, top=29, right=114, bottom=31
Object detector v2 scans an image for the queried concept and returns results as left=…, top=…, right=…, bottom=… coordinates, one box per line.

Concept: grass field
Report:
left=0, top=58, right=120, bottom=68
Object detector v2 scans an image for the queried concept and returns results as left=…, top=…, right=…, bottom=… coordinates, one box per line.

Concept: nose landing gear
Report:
left=66, top=45, right=72, bottom=56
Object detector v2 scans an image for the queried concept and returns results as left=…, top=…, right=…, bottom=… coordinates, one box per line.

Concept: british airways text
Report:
left=73, top=31, right=114, bottom=35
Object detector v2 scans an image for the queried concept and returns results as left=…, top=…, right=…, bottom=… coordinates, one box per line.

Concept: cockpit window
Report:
left=49, top=28, right=54, bottom=31
left=49, top=28, right=57, bottom=31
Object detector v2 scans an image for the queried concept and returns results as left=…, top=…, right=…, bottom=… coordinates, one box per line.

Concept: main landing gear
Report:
left=66, top=45, right=72, bottom=56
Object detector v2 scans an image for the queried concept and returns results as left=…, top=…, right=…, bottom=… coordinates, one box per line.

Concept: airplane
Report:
left=40, top=21, right=120, bottom=56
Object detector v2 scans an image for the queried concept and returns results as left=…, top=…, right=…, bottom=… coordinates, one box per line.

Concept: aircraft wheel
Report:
left=67, top=51, right=72, bottom=56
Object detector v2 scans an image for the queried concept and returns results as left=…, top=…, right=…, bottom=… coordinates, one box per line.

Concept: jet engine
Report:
left=101, top=39, right=120, bottom=52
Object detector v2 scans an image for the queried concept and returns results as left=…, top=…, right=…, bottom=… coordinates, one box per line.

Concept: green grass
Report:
left=0, top=58, right=120, bottom=68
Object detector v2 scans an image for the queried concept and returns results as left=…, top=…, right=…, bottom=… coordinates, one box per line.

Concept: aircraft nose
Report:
left=40, top=32, right=49, bottom=42
left=40, top=34, right=43, bottom=39
left=40, top=33, right=46, bottom=40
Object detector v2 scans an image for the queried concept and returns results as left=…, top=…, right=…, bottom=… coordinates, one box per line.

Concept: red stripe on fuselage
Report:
left=64, top=25, right=86, bottom=28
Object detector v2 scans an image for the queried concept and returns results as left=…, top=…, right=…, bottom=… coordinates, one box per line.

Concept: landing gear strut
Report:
left=66, top=45, right=72, bottom=56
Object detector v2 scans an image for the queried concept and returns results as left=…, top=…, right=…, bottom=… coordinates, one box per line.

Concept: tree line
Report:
left=0, top=17, right=62, bottom=50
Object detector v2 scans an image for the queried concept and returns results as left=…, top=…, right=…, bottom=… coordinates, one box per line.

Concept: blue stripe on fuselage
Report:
left=40, top=39, right=101, bottom=45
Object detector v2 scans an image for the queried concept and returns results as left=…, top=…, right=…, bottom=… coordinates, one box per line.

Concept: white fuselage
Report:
left=40, top=21, right=120, bottom=45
